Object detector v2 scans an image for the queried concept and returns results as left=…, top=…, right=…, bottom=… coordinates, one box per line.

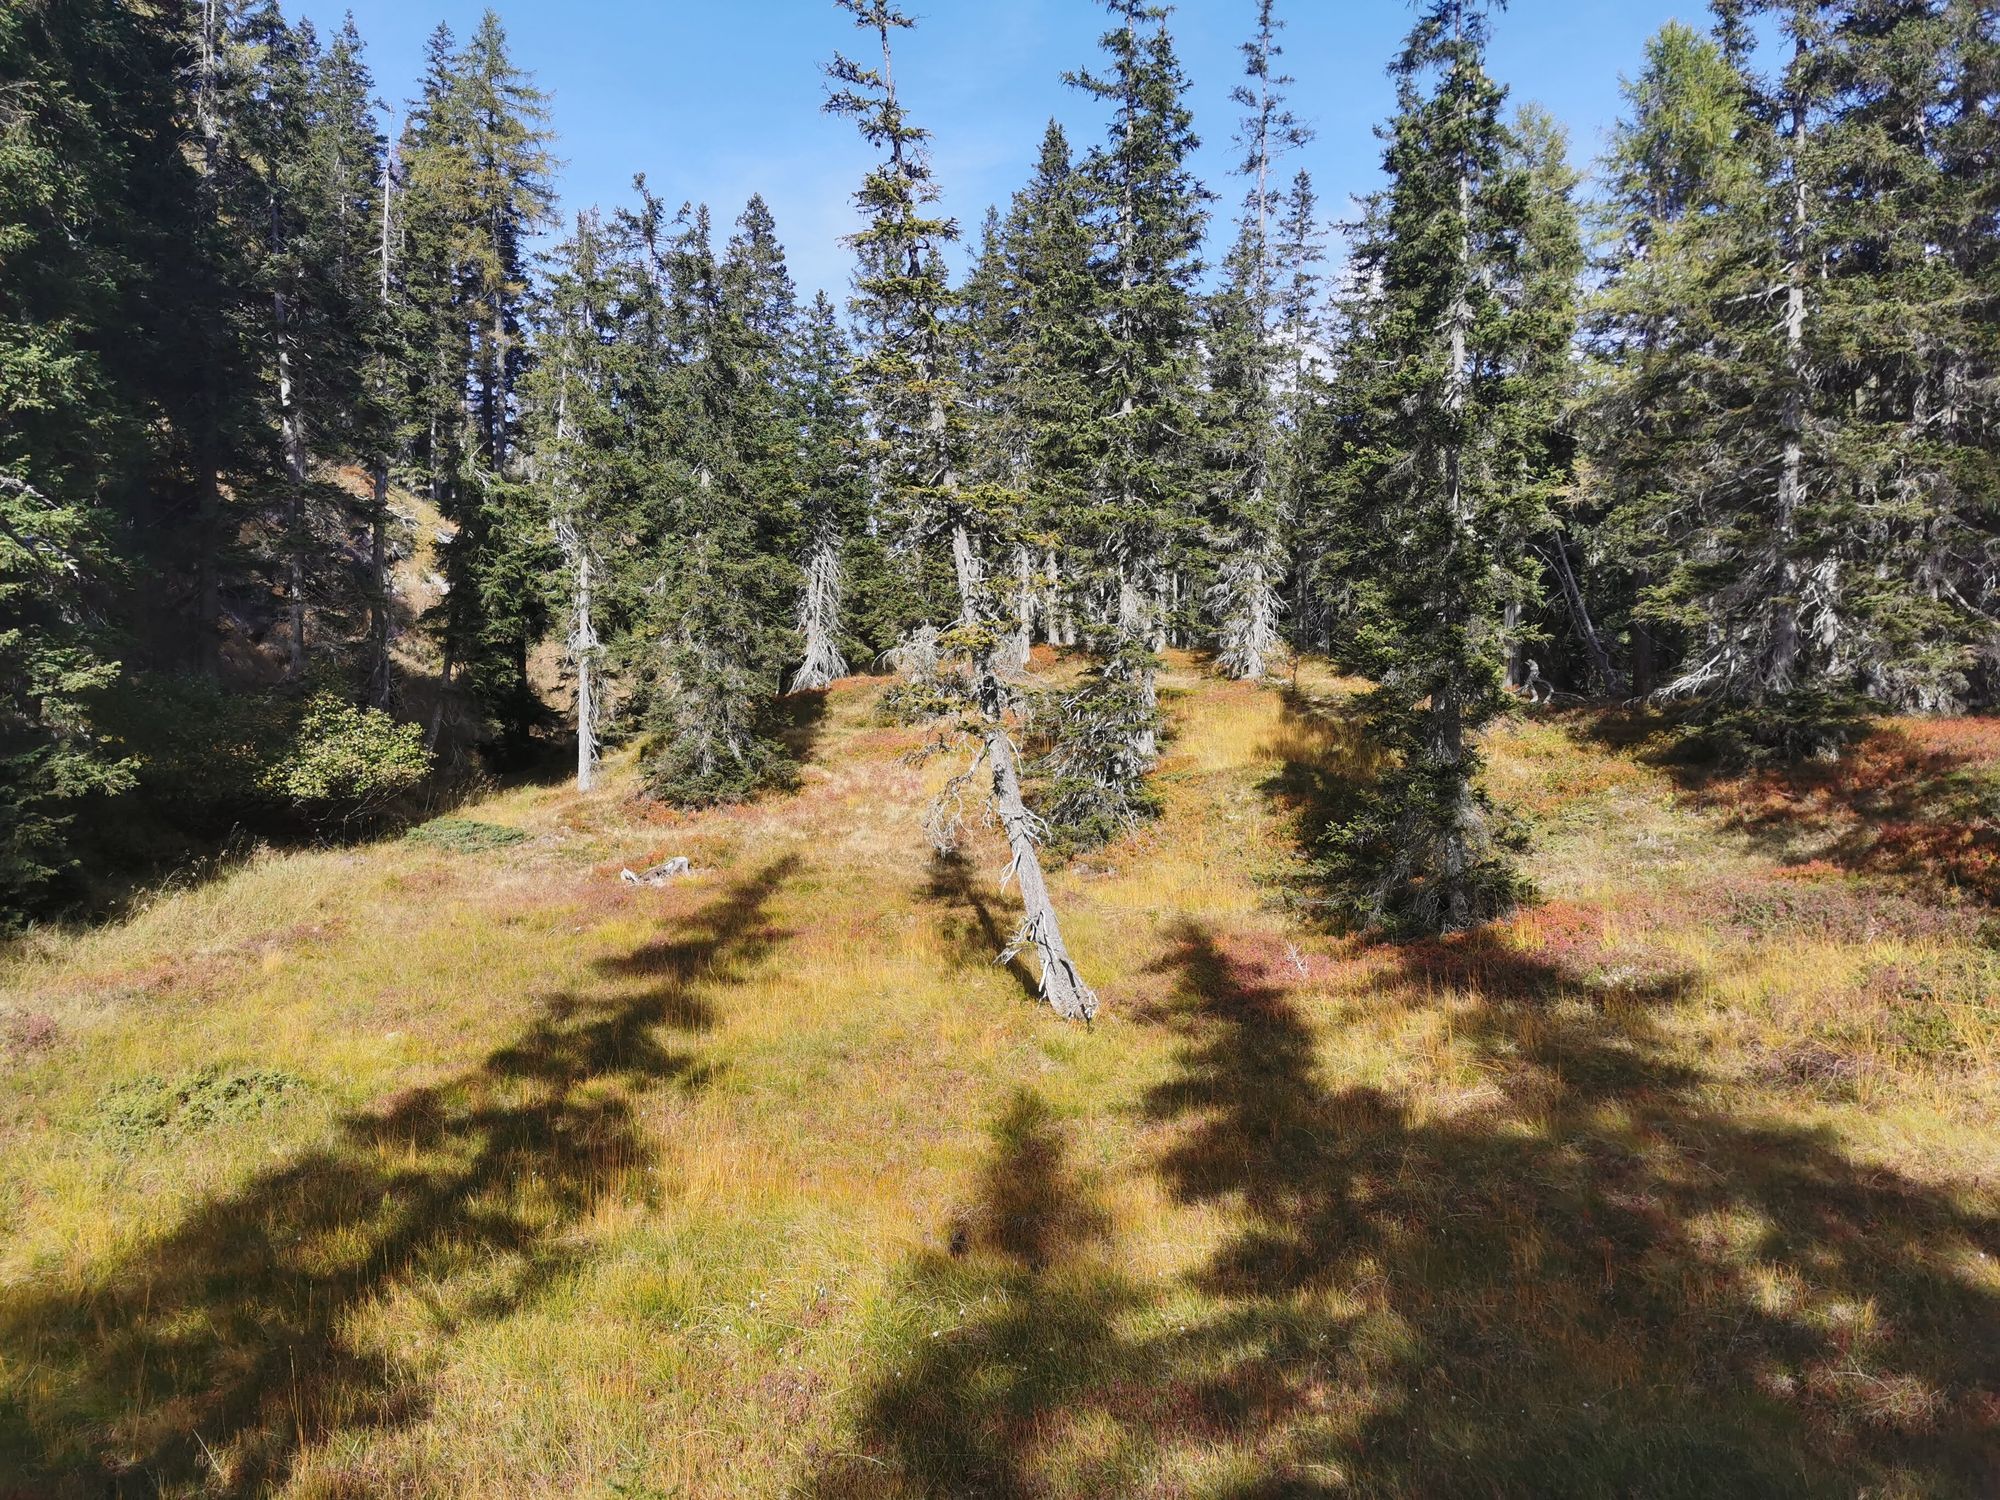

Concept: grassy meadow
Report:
left=2, top=659, right=1997, bottom=1497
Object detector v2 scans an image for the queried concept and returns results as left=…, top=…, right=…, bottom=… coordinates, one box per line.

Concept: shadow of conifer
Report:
left=0, top=858, right=800, bottom=1499
left=1139, top=921, right=2000, bottom=1497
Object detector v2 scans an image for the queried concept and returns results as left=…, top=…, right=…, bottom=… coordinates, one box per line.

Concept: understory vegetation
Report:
left=3, top=665, right=1996, bottom=1497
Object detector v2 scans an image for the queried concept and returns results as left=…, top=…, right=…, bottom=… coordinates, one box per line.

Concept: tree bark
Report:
left=428, top=651, right=453, bottom=751
left=193, top=0, right=224, bottom=680
left=946, top=466, right=1095, bottom=1022
left=1119, top=570, right=1159, bottom=760
left=273, top=277, right=310, bottom=679
left=1041, top=547, right=1064, bottom=647
left=368, top=462, right=393, bottom=707
left=1007, top=543, right=1034, bottom=670
left=574, top=546, right=596, bottom=791
left=987, top=710, right=1096, bottom=1022
left=1769, top=38, right=1812, bottom=698
left=1544, top=533, right=1625, bottom=695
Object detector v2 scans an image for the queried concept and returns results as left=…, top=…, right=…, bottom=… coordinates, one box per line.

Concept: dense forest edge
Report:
left=5, top=0, right=1996, bottom=952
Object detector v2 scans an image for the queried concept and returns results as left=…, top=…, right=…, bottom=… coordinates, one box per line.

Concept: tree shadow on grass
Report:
left=801, top=916, right=2000, bottom=1498
left=923, top=850, right=1040, bottom=1002
left=803, top=1089, right=1147, bottom=1500
left=1255, top=687, right=1390, bottom=925
left=0, top=857, right=800, bottom=1499
left=1140, top=921, right=2000, bottom=1498
left=771, top=686, right=835, bottom=770
left=1257, top=687, right=1381, bottom=853
left=1565, top=706, right=2000, bottom=905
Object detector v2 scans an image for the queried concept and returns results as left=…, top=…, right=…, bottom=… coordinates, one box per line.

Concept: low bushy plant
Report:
left=259, top=692, right=431, bottom=815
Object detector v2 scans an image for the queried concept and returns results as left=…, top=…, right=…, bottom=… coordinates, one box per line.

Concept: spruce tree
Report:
left=1205, top=0, right=1312, bottom=681
left=524, top=210, right=621, bottom=790
left=628, top=197, right=795, bottom=804
left=228, top=4, right=394, bottom=682
left=1271, top=168, right=1332, bottom=653
left=999, top=122, right=1104, bottom=656
left=306, top=17, right=397, bottom=690
left=397, top=14, right=557, bottom=756
left=1812, top=0, right=1997, bottom=711
left=1319, top=0, right=1552, bottom=933
left=227, top=2, right=319, bottom=676
left=960, top=206, right=1035, bottom=670
left=790, top=290, right=867, bottom=689
left=0, top=0, right=167, bottom=912
left=1595, top=1, right=1994, bottom=754
left=828, top=0, right=1098, bottom=1020
left=1508, top=106, right=1599, bottom=695
left=1586, top=20, right=1748, bottom=700
left=1063, top=0, right=1208, bottom=780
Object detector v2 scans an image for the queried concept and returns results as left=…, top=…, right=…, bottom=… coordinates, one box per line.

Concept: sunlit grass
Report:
left=2, top=659, right=1995, bottom=1496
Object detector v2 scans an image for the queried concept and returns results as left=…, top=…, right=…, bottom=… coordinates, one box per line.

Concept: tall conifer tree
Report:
left=1206, top=0, right=1312, bottom=681
left=790, top=290, right=867, bottom=690
left=1066, top=1, right=1208, bottom=762
left=1319, top=0, right=1552, bottom=932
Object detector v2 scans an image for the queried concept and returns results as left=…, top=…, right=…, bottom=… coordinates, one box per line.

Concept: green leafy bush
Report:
left=259, top=693, right=431, bottom=812
left=101, top=676, right=433, bottom=833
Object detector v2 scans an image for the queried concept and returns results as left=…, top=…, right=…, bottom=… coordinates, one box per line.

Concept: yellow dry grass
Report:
left=2, top=659, right=1995, bottom=1497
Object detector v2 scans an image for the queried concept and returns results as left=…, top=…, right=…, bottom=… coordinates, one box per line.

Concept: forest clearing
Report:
left=6, top=0, right=2000, bottom=1491
left=4, top=663, right=1997, bottom=1496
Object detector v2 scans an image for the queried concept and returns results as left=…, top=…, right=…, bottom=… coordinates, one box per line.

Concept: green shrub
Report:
left=404, top=817, right=530, bottom=853
left=101, top=676, right=432, bottom=832
left=97, top=1066, right=306, bottom=1141
left=260, top=692, right=430, bottom=813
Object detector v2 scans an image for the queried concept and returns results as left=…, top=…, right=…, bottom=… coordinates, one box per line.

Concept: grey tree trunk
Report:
left=369, top=128, right=398, bottom=709
left=195, top=455, right=223, bottom=678
left=273, top=279, right=310, bottom=678
left=367, top=462, right=394, bottom=707
left=428, top=652, right=453, bottom=752
left=1119, top=571, right=1160, bottom=761
left=1041, top=548, right=1068, bottom=647
left=1006, top=543, right=1034, bottom=671
left=946, top=482, right=1096, bottom=1021
left=987, top=711, right=1096, bottom=1022
left=1770, top=66, right=1810, bottom=698
left=194, top=0, right=224, bottom=678
left=573, top=546, right=597, bottom=791
left=1544, top=534, right=1625, bottom=695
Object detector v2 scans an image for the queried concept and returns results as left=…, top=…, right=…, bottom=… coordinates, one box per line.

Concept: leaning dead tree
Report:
left=828, top=0, right=1097, bottom=1021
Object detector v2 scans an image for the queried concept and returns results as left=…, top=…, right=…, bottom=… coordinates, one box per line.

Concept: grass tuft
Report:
left=403, top=816, right=532, bottom=852
left=95, top=1066, right=309, bottom=1142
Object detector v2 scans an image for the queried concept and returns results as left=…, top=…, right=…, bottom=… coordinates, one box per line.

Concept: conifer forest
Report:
left=3, top=1, right=2000, bottom=1496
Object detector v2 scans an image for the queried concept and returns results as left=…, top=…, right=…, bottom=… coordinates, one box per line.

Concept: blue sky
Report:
left=293, top=0, right=1713, bottom=300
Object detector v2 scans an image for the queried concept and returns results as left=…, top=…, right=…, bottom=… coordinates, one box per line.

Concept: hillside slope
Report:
left=2, top=662, right=1997, bottom=1498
